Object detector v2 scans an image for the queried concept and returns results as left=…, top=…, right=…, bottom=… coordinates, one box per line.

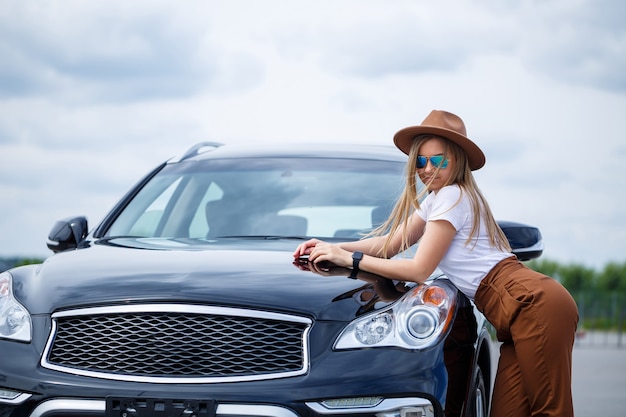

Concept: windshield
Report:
left=105, top=157, right=406, bottom=240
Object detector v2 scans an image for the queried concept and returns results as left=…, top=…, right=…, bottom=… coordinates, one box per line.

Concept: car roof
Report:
left=168, top=142, right=408, bottom=164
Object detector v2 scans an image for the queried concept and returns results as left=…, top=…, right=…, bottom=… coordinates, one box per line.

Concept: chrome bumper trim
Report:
left=29, top=399, right=104, bottom=417
left=28, top=399, right=299, bottom=417
left=306, top=397, right=435, bottom=414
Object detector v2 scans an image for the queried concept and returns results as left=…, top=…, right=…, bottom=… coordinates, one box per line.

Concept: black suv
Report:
left=0, top=143, right=543, bottom=417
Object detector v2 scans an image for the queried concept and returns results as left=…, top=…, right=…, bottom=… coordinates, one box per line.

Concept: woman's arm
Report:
left=292, top=236, right=388, bottom=259
left=308, top=219, right=456, bottom=284
left=292, top=212, right=426, bottom=259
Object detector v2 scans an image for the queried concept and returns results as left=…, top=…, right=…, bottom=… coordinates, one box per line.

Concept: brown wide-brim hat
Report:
left=393, top=110, right=486, bottom=171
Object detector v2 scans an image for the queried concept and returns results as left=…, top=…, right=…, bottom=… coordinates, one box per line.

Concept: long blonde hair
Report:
left=374, top=135, right=511, bottom=257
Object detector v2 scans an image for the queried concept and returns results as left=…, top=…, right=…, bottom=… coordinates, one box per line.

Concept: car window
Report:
left=105, top=157, right=406, bottom=240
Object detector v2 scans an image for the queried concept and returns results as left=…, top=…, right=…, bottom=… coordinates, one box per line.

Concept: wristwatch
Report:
left=349, top=251, right=363, bottom=279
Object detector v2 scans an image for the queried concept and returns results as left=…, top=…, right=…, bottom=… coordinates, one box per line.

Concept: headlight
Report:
left=334, top=279, right=457, bottom=350
left=0, top=272, right=32, bottom=342
left=407, top=309, right=438, bottom=339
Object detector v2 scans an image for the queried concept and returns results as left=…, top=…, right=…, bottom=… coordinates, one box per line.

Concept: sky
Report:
left=0, top=0, right=624, bottom=269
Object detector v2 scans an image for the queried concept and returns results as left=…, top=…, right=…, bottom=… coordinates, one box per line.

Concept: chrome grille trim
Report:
left=41, top=304, right=312, bottom=384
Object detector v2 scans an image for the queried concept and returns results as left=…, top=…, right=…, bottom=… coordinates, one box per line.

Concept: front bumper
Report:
left=1, top=347, right=444, bottom=417
left=0, top=313, right=448, bottom=417
left=14, top=397, right=438, bottom=417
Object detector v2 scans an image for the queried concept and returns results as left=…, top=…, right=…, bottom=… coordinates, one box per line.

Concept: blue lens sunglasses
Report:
left=416, top=154, right=449, bottom=169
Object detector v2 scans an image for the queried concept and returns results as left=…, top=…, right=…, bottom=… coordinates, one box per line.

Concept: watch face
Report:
left=353, top=251, right=363, bottom=260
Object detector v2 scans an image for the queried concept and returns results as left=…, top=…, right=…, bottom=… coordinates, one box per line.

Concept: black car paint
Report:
left=21, top=241, right=396, bottom=319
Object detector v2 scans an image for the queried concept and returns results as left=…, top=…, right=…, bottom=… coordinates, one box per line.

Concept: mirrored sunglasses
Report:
left=416, top=155, right=449, bottom=169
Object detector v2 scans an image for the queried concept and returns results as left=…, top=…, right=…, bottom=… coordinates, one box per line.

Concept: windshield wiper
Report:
left=99, top=235, right=144, bottom=241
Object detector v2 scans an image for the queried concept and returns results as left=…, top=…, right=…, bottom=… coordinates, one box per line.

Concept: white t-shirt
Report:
left=416, top=184, right=512, bottom=299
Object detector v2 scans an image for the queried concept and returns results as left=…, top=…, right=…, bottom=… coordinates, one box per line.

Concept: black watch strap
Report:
left=349, top=251, right=363, bottom=279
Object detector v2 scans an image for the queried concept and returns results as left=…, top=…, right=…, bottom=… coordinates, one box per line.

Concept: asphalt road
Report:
left=572, top=334, right=626, bottom=416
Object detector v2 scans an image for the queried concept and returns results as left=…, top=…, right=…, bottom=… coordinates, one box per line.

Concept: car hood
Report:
left=16, top=238, right=401, bottom=321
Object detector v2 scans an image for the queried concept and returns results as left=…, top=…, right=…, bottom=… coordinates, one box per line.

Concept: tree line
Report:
left=525, top=259, right=626, bottom=293
left=526, top=259, right=626, bottom=332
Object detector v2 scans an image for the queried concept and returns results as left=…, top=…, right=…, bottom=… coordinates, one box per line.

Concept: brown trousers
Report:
left=474, top=257, right=579, bottom=417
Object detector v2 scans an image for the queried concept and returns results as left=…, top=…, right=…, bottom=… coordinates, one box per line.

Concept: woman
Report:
left=293, top=110, right=578, bottom=417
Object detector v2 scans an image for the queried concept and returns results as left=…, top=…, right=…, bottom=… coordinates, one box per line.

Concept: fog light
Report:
left=321, top=396, right=384, bottom=408
left=0, top=388, right=21, bottom=400
left=376, top=406, right=434, bottom=417
left=0, top=387, right=32, bottom=405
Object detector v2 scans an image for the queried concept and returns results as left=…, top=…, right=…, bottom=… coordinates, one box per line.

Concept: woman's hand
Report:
left=293, top=239, right=352, bottom=269
left=292, top=238, right=323, bottom=258
left=308, top=241, right=352, bottom=268
left=292, top=252, right=349, bottom=277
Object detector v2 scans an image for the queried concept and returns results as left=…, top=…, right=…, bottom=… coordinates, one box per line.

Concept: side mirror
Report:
left=47, top=216, right=89, bottom=253
left=498, top=221, right=543, bottom=261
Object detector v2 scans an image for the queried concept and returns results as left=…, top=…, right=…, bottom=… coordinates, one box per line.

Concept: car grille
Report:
left=42, top=304, right=312, bottom=383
